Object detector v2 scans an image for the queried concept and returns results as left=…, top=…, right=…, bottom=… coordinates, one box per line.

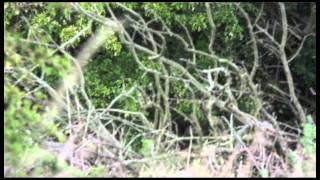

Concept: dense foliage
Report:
left=4, top=2, right=316, bottom=177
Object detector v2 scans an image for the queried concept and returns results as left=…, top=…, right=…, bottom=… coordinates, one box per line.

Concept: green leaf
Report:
left=260, top=168, right=269, bottom=177
left=139, top=138, right=154, bottom=157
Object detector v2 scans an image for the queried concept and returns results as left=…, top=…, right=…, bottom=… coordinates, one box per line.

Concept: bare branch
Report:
left=279, top=2, right=306, bottom=123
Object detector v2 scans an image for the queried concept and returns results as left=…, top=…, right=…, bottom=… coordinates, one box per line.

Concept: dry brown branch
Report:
left=237, top=4, right=259, bottom=81
left=278, top=3, right=306, bottom=123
